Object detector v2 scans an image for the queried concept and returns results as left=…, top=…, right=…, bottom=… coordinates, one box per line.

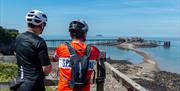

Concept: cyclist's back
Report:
left=53, top=20, right=100, bottom=91
left=16, top=31, right=49, bottom=80
left=12, top=10, right=52, bottom=91
left=55, top=40, right=99, bottom=91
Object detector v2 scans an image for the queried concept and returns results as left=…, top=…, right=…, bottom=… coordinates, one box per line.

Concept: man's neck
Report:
left=27, top=28, right=40, bottom=36
left=72, top=39, right=84, bottom=43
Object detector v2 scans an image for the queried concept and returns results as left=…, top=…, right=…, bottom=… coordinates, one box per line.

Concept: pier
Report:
left=143, top=40, right=170, bottom=47
left=117, top=37, right=171, bottom=48
left=45, top=38, right=170, bottom=48
left=45, top=39, right=118, bottom=47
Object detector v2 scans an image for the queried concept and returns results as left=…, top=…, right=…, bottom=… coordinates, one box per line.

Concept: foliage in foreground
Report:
left=0, top=62, right=17, bottom=82
left=0, top=62, right=56, bottom=91
left=0, top=87, right=55, bottom=91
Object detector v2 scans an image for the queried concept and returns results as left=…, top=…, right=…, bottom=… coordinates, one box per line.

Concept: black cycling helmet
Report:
left=69, top=20, right=88, bottom=33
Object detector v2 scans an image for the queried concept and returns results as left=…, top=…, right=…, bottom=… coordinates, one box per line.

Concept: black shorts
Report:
left=17, top=80, right=45, bottom=91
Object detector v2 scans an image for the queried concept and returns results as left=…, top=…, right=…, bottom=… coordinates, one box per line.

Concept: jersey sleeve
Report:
left=89, top=46, right=100, bottom=60
left=54, top=44, right=70, bottom=58
left=38, top=41, right=51, bottom=66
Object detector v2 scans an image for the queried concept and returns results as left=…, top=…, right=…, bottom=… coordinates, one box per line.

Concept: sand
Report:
left=116, top=43, right=159, bottom=80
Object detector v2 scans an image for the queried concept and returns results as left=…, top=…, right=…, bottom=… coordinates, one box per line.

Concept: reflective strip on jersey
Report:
left=20, top=66, right=24, bottom=79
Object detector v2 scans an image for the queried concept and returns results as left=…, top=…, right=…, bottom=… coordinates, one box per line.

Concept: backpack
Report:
left=65, top=42, right=91, bottom=88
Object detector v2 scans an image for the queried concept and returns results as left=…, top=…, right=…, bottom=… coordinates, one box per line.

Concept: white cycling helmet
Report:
left=69, top=19, right=88, bottom=33
left=26, top=10, right=47, bottom=25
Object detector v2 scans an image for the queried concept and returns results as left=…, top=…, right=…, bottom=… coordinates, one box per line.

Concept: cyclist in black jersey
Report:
left=11, top=10, right=52, bottom=91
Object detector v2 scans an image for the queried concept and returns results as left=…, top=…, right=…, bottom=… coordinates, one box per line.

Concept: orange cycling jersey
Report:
left=54, top=40, right=100, bottom=91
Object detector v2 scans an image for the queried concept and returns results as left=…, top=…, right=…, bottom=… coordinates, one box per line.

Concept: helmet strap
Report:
left=38, top=24, right=44, bottom=34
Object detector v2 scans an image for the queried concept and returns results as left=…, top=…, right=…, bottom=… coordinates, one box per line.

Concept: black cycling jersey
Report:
left=15, top=31, right=51, bottom=80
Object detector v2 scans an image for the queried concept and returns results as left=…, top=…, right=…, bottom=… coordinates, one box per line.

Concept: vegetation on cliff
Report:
left=0, top=26, right=19, bottom=55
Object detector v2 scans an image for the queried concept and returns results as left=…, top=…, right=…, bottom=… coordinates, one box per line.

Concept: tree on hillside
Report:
left=0, top=26, right=12, bottom=44
left=0, top=26, right=19, bottom=55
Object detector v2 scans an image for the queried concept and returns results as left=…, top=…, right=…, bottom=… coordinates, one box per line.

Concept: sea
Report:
left=42, top=35, right=180, bottom=74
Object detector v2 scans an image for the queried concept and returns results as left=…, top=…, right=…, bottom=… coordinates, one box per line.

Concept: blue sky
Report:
left=0, top=0, right=180, bottom=37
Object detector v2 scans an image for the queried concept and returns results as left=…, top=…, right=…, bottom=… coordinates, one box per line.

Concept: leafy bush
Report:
left=0, top=62, right=17, bottom=82
left=0, top=87, right=55, bottom=91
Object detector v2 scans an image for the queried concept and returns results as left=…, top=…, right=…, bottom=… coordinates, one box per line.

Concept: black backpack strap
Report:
left=92, top=69, right=96, bottom=84
left=85, top=44, right=91, bottom=57
left=65, top=42, right=76, bottom=56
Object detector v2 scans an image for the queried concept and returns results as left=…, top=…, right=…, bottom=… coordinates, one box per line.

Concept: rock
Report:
left=109, top=59, right=180, bottom=91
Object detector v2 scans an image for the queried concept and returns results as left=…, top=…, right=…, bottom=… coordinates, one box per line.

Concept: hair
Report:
left=70, top=29, right=86, bottom=41
left=27, top=23, right=42, bottom=28
left=70, top=32, right=85, bottom=39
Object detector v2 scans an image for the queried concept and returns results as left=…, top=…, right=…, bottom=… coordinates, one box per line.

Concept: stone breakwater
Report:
left=113, top=43, right=180, bottom=91
left=116, top=43, right=158, bottom=75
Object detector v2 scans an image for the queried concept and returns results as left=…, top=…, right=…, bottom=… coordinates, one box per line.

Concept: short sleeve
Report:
left=38, top=41, right=51, bottom=66
left=55, top=44, right=70, bottom=58
left=89, top=46, right=100, bottom=60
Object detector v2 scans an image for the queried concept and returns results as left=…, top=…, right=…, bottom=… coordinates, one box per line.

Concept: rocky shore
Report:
left=112, top=43, right=180, bottom=91
left=109, top=59, right=180, bottom=91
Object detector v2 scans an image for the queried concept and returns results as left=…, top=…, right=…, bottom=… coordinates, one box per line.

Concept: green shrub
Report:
left=0, top=87, right=54, bottom=91
left=0, top=62, right=17, bottom=82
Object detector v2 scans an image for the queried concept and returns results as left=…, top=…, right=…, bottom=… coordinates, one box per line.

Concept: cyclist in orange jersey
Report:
left=53, top=20, right=100, bottom=91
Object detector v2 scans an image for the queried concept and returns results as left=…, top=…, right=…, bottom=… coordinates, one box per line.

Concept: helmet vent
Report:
left=27, top=19, right=32, bottom=21
left=29, top=11, right=35, bottom=13
left=28, top=15, right=33, bottom=17
left=34, top=19, right=41, bottom=23
left=42, top=14, right=47, bottom=18
left=35, top=16, right=40, bottom=19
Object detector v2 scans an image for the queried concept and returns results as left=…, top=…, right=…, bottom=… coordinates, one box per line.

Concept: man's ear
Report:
left=40, top=23, right=44, bottom=28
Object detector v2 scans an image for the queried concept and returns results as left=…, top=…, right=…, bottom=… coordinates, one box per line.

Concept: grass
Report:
left=0, top=87, right=55, bottom=91
left=0, top=88, right=9, bottom=91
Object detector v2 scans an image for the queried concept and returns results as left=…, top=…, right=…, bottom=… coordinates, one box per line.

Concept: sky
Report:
left=0, top=0, right=180, bottom=38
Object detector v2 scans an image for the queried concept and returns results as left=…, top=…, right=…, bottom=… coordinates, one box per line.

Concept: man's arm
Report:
left=38, top=41, right=52, bottom=75
left=52, top=53, right=59, bottom=62
left=42, top=65, right=52, bottom=76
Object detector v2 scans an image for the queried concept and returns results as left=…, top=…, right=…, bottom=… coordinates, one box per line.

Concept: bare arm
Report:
left=42, top=64, right=52, bottom=76
left=38, top=41, right=52, bottom=76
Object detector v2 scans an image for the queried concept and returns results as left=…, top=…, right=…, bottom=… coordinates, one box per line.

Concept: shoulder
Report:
left=55, top=44, right=69, bottom=57
left=89, top=45, right=100, bottom=60
left=38, top=38, right=46, bottom=46
left=56, top=44, right=68, bottom=50
left=16, top=32, right=26, bottom=39
left=15, top=32, right=28, bottom=42
left=90, top=45, right=99, bottom=53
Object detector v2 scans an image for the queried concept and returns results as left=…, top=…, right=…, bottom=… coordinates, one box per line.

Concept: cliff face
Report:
left=0, top=26, right=19, bottom=55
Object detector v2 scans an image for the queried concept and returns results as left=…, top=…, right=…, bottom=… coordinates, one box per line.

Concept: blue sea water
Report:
left=141, top=37, right=180, bottom=74
left=42, top=35, right=180, bottom=74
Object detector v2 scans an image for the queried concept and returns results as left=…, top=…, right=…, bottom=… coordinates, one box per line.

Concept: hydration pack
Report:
left=65, top=42, right=91, bottom=88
